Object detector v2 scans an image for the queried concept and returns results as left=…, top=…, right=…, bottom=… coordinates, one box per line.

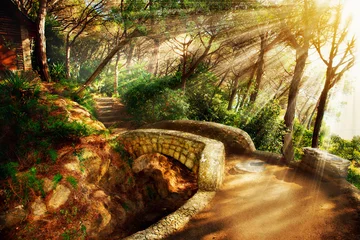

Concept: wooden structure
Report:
left=0, top=0, right=35, bottom=71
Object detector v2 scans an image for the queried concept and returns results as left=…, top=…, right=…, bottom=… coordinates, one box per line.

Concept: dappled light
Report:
left=1, top=0, right=360, bottom=239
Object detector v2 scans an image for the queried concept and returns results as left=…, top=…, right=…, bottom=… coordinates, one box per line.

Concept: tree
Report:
left=36, top=0, right=51, bottom=81
left=281, top=0, right=314, bottom=163
left=311, top=4, right=355, bottom=148
left=55, top=0, right=105, bottom=79
left=13, top=0, right=61, bottom=82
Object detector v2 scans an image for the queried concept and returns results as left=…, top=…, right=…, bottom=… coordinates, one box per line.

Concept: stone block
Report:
left=188, top=153, right=196, bottom=161
left=179, top=154, right=187, bottom=164
left=168, top=149, right=175, bottom=157
left=182, top=149, right=189, bottom=156
left=185, top=159, right=194, bottom=169
left=174, top=151, right=180, bottom=160
left=300, top=148, right=351, bottom=180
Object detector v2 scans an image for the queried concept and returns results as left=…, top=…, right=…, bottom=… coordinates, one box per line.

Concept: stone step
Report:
left=98, top=115, right=132, bottom=122
left=94, top=97, right=114, bottom=103
left=97, top=110, right=125, bottom=117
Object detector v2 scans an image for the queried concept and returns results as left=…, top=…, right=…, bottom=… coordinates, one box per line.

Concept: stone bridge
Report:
left=119, top=129, right=225, bottom=191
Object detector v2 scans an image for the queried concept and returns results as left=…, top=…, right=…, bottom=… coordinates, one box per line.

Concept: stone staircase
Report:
left=94, top=97, right=135, bottom=132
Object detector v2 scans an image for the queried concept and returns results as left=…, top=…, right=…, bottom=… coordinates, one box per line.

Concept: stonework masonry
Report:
left=119, top=129, right=226, bottom=191
left=142, top=120, right=256, bottom=155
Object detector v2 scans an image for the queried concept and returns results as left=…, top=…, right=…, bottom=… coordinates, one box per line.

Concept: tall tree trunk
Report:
left=250, top=33, right=268, bottom=103
left=181, top=51, right=187, bottom=92
left=36, top=0, right=50, bottom=82
left=228, top=75, right=241, bottom=110
left=282, top=45, right=309, bottom=163
left=114, top=52, right=121, bottom=94
left=126, top=41, right=135, bottom=68
left=147, top=38, right=160, bottom=75
left=65, top=38, right=71, bottom=79
left=312, top=71, right=331, bottom=148
left=76, top=32, right=138, bottom=94
left=240, top=64, right=257, bottom=108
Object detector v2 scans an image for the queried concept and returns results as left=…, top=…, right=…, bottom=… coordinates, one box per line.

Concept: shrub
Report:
left=120, top=74, right=187, bottom=124
left=240, top=101, right=287, bottom=153
left=0, top=72, right=92, bottom=172
left=347, top=164, right=360, bottom=189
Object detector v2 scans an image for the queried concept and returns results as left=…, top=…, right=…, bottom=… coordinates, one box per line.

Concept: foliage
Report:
left=328, top=135, right=360, bottom=163
left=186, top=71, right=229, bottom=122
left=66, top=176, right=78, bottom=189
left=240, top=101, right=287, bottom=153
left=50, top=62, right=67, bottom=81
left=0, top=72, right=92, bottom=174
left=0, top=162, right=19, bottom=181
left=53, top=173, right=63, bottom=188
left=120, top=73, right=188, bottom=124
left=293, top=120, right=314, bottom=160
left=347, top=164, right=360, bottom=189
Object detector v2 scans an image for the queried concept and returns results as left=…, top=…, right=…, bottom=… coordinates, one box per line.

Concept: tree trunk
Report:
left=282, top=45, right=309, bottom=163
left=181, top=51, right=187, bottom=92
left=228, top=75, right=240, bottom=110
left=65, top=38, right=71, bottom=79
left=312, top=71, right=331, bottom=148
left=76, top=32, right=139, bottom=94
left=147, top=38, right=160, bottom=75
left=36, top=0, right=50, bottom=82
left=250, top=33, right=267, bottom=103
left=126, top=41, right=135, bottom=68
left=240, top=64, right=257, bottom=108
left=114, top=52, right=121, bottom=94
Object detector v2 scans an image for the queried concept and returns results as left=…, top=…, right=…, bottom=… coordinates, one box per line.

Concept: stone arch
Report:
left=118, top=129, right=225, bottom=191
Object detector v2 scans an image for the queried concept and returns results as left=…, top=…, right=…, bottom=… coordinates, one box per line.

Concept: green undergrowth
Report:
left=0, top=72, right=95, bottom=204
left=347, top=164, right=360, bottom=189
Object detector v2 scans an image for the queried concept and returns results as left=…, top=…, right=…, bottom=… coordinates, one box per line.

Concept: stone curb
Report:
left=124, top=191, right=216, bottom=240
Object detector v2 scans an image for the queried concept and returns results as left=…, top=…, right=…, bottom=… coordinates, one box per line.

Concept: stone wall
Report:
left=119, top=129, right=225, bottom=191
left=142, top=120, right=256, bottom=155
left=299, top=148, right=351, bottom=181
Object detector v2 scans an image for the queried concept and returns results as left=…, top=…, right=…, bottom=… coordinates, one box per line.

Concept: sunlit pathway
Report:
left=165, top=155, right=360, bottom=240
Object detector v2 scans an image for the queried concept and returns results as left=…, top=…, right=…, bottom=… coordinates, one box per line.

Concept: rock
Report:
left=300, top=148, right=351, bottom=180
left=82, top=150, right=110, bottom=183
left=43, top=177, right=53, bottom=193
left=64, top=161, right=82, bottom=173
left=31, top=197, right=47, bottom=217
left=48, top=184, right=71, bottom=210
left=4, top=205, right=28, bottom=228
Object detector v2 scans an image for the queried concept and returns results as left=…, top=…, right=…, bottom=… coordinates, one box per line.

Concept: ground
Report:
left=165, top=155, right=360, bottom=240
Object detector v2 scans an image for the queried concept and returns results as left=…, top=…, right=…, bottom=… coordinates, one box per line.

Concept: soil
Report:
left=166, top=155, right=360, bottom=240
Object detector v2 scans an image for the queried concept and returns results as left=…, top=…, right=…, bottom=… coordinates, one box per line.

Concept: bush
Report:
left=329, top=135, right=360, bottom=163
left=120, top=74, right=187, bottom=124
left=0, top=72, right=92, bottom=173
left=347, top=164, right=360, bottom=189
left=239, top=101, right=287, bottom=153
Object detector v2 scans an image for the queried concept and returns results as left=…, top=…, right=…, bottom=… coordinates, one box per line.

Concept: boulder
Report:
left=31, top=197, right=47, bottom=217
left=47, top=184, right=71, bottom=210
left=300, top=148, right=351, bottom=180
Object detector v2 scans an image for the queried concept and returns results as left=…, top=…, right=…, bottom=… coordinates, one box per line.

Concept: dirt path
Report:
left=166, top=155, right=360, bottom=240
